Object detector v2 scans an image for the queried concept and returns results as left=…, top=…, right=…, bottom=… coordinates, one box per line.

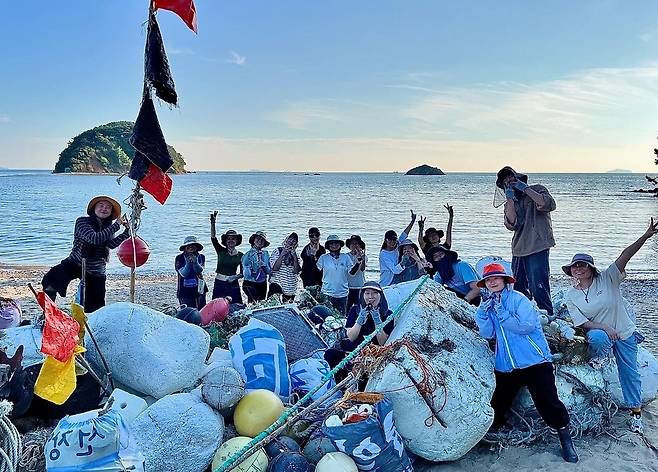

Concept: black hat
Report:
left=562, top=253, right=599, bottom=277
left=422, top=227, right=444, bottom=244
left=426, top=244, right=458, bottom=261
left=221, top=230, right=243, bottom=246
left=496, top=166, right=528, bottom=189
left=248, top=231, right=270, bottom=248
left=345, top=234, right=366, bottom=250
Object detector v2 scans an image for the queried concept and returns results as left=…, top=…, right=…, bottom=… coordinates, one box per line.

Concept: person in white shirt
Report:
left=317, top=234, right=359, bottom=315
left=563, top=218, right=658, bottom=434
left=379, top=210, right=417, bottom=286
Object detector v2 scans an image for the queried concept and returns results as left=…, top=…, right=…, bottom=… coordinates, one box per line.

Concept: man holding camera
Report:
left=497, top=166, right=556, bottom=317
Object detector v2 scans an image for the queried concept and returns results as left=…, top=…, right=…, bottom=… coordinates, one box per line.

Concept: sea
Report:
left=0, top=170, right=656, bottom=278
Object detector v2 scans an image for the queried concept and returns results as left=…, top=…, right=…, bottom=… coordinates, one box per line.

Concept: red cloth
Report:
left=155, top=0, right=198, bottom=33
left=141, top=162, right=173, bottom=205
left=37, top=292, right=80, bottom=362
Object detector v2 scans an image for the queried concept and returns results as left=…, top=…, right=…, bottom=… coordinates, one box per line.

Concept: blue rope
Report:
left=214, top=276, right=430, bottom=472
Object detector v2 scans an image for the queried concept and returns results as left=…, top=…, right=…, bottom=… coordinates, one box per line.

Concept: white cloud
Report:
left=168, top=48, right=196, bottom=56
left=226, top=50, right=246, bottom=66
left=264, top=100, right=346, bottom=130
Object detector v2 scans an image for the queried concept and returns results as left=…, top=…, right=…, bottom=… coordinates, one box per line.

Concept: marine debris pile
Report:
left=0, top=279, right=657, bottom=471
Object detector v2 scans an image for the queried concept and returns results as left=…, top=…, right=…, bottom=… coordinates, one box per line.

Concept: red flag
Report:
left=37, top=292, right=80, bottom=362
left=140, top=161, right=173, bottom=205
left=155, top=0, right=198, bottom=33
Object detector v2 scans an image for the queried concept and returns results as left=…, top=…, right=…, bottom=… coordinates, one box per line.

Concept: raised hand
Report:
left=644, top=217, right=658, bottom=239
left=418, top=216, right=426, bottom=228
left=444, top=204, right=454, bottom=217
left=410, top=209, right=417, bottom=223
left=210, top=211, right=218, bottom=222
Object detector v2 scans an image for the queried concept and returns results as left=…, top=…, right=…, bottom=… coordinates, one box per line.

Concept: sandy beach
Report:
left=2, top=263, right=658, bottom=470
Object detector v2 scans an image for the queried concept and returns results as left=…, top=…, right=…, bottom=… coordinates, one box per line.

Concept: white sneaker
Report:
left=629, top=414, right=644, bottom=434
left=588, top=356, right=608, bottom=370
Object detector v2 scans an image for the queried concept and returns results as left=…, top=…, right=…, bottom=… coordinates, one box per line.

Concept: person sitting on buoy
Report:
left=210, top=211, right=244, bottom=304
left=324, top=281, right=394, bottom=379
left=475, top=263, right=578, bottom=463
left=175, top=236, right=208, bottom=310
left=562, top=218, right=658, bottom=434
left=426, top=245, right=481, bottom=306
left=41, top=195, right=129, bottom=313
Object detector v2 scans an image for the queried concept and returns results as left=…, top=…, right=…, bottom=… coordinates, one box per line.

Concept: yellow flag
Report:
left=34, top=345, right=86, bottom=405
left=71, top=303, right=87, bottom=343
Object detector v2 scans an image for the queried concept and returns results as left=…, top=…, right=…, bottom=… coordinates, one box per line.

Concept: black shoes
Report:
left=557, top=427, right=579, bottom=463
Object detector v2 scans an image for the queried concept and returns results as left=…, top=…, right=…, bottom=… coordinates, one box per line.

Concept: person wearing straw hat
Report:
left=317, top=234, right=356, bottom=315
left=175, top=236, right=208, bottom=309
left=392, top=239, right=430, bottom=284
left=426, top=245, right=480, bottom=305
left=562, top=218, right=658, bottom=434
left=209, top=211, right=244, bottom=303
left=345, top=234, right=368, bottom=310
left=241, top=231, right=271, bottom=303
left=496, top=166, right=556, bottom=317
left=379, top=210, right=417, bottom=286
left=475, top=262, right=578, bottom=463
left=41, top=195, right=129, bottom=313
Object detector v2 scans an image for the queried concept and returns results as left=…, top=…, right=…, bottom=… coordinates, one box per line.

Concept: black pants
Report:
left=42, top=259, right=106, bottom=313
left=212, top=279, right=243, bottom=304
left=512, top=249, right=553, bottom=317
left=178, top=285, right=207, bottom=310
left=243, top=280, right=268, bottom=303
left=492, top=362, right=569, bottom=430
left=347, top=288, right=361, bottom=312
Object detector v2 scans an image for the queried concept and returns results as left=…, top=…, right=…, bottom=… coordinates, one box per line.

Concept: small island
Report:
left=405, top=164, right=445, bottom=176
left=54, top=121, right=186, bottom=174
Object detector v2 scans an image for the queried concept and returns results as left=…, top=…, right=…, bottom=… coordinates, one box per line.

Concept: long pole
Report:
left=130, top=267, right=136, bottom=303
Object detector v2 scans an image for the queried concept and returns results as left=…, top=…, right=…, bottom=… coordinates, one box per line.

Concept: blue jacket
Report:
left=475, top=288, right=552, bottom=373
left=242, top=247, right=271, bottom=283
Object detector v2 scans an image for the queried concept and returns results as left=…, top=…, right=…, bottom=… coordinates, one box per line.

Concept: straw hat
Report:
left=87, top=195, right=121, bottom=220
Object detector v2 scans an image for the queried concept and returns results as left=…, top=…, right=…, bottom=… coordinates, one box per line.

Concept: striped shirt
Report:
left=269, top=247, right=301, bottom=296
left=65, top=216, right=130, bottom=276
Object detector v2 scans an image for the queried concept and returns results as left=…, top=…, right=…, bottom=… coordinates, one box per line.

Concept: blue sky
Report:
left=2, top=1, right=658, bottom=172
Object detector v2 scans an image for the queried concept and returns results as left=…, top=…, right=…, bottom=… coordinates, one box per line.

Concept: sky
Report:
left=2, top=1, right=658, bottom=172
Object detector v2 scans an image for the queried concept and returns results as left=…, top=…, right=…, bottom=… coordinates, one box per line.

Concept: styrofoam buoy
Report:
left=212, top=436, right=268, bottom=472
left=316, top=452, right=358, bottom=471
left=264, top=436, right=300, bottom=459
left=234, top=390, right=284, bottom=438
left=268, top=452, right=314, bottom=472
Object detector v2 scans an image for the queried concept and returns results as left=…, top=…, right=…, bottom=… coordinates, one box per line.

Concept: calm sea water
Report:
left=0, top=170, right=656, bottom=278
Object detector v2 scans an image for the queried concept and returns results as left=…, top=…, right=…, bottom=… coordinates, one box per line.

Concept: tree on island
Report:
left=54, top=121, right=186, bottom=174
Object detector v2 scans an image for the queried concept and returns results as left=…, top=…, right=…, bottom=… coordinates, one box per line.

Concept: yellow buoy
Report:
left=316, top=452, right=358, bottom=471
left=234, top=390, right=284, bottom=438
left=212, top=436, right=268, bottom=472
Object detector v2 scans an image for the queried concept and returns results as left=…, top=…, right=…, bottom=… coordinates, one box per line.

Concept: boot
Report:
left=557, top=427, right=579, bottom=463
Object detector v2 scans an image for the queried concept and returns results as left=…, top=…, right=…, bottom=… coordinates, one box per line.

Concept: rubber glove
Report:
left=512, top=180, right=529, bottom=192
left=356, top=308, right=369, bottom=326
left=371, top=310, right=383, bottom=326
left=505, top=186, right=516, bottom=200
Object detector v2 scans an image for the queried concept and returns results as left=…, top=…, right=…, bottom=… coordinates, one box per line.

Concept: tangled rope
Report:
left=351, top=339, right=448, bottom=427
left=123, top=183, right=146, bottom=234
left=0, top=401, right=21, bottom=472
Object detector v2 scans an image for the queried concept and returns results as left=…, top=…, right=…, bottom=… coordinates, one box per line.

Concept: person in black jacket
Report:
left=42, top=195, right=129, bottom=313
left=300, top=227, right=325, bottom=288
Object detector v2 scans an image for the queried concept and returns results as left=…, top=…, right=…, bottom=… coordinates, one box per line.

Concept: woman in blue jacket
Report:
left=475, top=262, right=578, bottom=463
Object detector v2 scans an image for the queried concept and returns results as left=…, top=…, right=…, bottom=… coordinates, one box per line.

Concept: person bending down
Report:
left=475, top=263, right=578, bottom=463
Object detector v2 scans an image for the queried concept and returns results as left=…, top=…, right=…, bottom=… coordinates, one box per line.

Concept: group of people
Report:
left=40, top=166, right=657, bottom=463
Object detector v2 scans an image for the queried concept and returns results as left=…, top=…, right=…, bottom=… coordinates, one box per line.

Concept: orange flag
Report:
left=37, top=292, right=79, bottom=362
left=154, top=0, right=198, bottom=33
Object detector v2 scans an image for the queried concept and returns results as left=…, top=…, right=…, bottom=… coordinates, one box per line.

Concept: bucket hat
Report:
left=495, top=166, right=529, bottom=189
left=248, top=231, right=270, bottom=248
left=476, top=262, right=516, bottom=288
left=325, top=234, right=344, bottom=247
left=87, top=195, right=121, bottom=220
left=345, top=234, right=366, bottom=250
left=398, top=239, right=419, bottom=252
left=426, top=244, right=458, bottom=261
left=562, top=253, right=599, bottom=277
left=179, top=236, right=204, bottom=252
left=221, top=230, right=243, bottom=246
left=422, top=227, right=444, bottom=244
